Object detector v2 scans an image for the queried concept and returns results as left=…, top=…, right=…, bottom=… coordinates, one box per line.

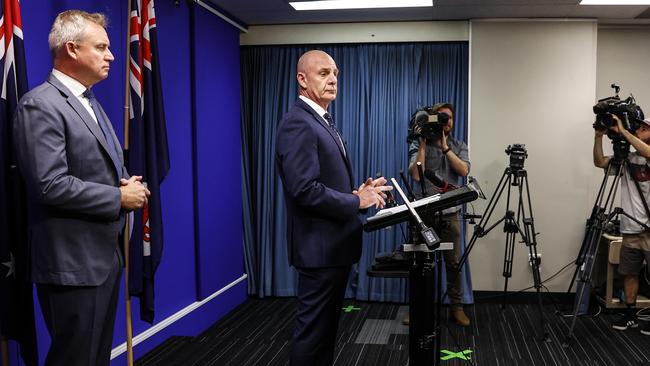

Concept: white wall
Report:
left=597, top=27, right=650, bottom=108
left=468, top=20, right=600, bottom=292
left=241, top=21, right=468, bottom=44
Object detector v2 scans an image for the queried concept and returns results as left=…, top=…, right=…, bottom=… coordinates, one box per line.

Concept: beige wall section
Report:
left=597, top=27, right=650, bottom=108
left=469, top=21, right=599, bottom=292
left=240, top=21, right=468, bottom=45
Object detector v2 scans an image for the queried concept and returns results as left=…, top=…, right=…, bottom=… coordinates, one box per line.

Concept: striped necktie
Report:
left=323, top=113, right=346, bottom=156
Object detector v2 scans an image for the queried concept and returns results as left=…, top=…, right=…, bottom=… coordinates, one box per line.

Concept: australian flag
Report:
left=0, top=0, right=37, bottom=364
left=127, top=0, right=170, bottom=324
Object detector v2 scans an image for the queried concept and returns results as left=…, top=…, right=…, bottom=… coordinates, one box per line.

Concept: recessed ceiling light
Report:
left=289, top=0, right=434, bottom=11
left=580, top=0, right=650, bottom=4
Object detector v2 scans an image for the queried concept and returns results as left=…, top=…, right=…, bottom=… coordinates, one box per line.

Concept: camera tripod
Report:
left=456, top=164, right=550, bottom=342
left=563, top=143, right=650, bottom=346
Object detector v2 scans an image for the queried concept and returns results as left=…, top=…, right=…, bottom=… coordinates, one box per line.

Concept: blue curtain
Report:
left=241, top=43, right=472, bottom=303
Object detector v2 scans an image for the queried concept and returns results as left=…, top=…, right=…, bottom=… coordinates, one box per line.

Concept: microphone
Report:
left=416, top=162, right=427, bottom=197
left=423, top=169, right=457, bottom=192
left=399, top=170, right=416, bottom=202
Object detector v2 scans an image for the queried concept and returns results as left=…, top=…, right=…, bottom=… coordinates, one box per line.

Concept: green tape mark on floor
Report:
left=441, top=349, right=472, bottom=361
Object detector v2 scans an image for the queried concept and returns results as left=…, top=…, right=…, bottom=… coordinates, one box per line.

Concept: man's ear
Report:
left=64, top=41, right=77, bottom=60
left=297, top=72, right=307, bottom=89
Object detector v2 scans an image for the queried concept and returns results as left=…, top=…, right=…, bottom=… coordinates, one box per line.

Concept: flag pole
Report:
left=1, top=336, right=9, bottom=366
left=123, top=0, right=134, bottom=365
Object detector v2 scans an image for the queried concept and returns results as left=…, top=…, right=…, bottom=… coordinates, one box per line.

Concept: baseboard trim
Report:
left=110, top=273, right=248, bottom=360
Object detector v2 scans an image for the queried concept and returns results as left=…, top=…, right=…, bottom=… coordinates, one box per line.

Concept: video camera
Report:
left=505, top=144, right=527, bottom=171
left=593, top=84, right=644, bottom=135
left=407, top=104, right=452, bottom=143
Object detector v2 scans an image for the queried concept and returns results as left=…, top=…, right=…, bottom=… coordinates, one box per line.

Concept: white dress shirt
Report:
left=299, top=95, right=345, bottom=156
left=51, top=69, right=98, bottom=125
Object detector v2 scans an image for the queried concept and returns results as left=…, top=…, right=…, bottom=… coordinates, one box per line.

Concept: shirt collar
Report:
left=51, top=69, right=88, bottom=98
left=299, top=95, right=328, bottom=119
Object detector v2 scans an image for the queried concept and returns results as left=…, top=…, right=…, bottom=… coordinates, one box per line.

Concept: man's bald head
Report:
left=296, top=50, right=338, bottom=110
left=297, top=50, right=333, bottom=74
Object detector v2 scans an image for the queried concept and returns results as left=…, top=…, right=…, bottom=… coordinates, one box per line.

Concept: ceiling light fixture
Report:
left=580, top=0, right=650, bottom=5
left=289, top=0, right=433, bottom=11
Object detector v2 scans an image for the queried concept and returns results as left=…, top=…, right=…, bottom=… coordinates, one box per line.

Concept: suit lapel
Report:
left=296, top=99, right=355, bottom=187
left=297, top=99, right=349, bottom=157
left=48, top=75, right=122, bottom=175
left=94, top=100, right=125, bottom=164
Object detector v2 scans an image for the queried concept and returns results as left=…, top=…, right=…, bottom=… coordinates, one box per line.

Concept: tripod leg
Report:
left=446, top=168, right=512, bottom=304
left=563, top=230, right=601, bottom=347
left=501, top=230, right=516, bottom=309
left=500, top=176, right=516, bottom=310
left=567, top=162, right=617, bottom=294
left=564, top=162, right=624, bottom=346
left=563, top=212, right=609, bottom=347
left=567, top=209, right=601, bottom=294
left=519, top=172, right=551, bottom=342
left=525, top=232, right=551, bottom=342
left=528, top=243, right=550, bottom=342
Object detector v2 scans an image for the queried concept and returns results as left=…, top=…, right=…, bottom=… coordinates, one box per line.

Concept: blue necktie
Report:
left=83, top=89, right=121, bottom=177
left=323, top=113, right=346, bottom=156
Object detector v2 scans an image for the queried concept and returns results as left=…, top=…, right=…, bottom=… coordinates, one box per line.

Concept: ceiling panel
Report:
left=435, top=0, right=579, bottom=5
left=210, top=0, right=650, bottom=26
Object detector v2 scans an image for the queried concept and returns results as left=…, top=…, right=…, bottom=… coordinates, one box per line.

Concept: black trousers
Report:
left=36, top=252, right=122, bottom=366
left=290, top=266, right=351, bottom=366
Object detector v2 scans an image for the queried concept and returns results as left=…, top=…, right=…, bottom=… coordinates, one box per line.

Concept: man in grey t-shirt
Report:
left=406, top=103, right=471, bottom=326
left=593, top=115, right=650, bottom=335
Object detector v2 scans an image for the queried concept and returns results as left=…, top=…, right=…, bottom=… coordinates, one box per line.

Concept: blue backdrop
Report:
left=241, top=43, right=473, bottom=303
left=11, top=2, right=246, bottom=365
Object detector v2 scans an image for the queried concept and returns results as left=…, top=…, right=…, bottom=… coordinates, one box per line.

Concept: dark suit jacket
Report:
left=13, top=74, right=128, bottom=286
left=276, top=98, right=362, bottom=268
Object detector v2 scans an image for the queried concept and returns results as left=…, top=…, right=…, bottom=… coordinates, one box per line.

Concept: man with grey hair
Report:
left=13, top=10, right=149, bottom=365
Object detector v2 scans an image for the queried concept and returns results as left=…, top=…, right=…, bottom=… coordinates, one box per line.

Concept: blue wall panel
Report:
left=109, top=0, right=200, bottom=357
left=13, top=1, right=246, bottom=365
left=192, top=6, right=244, bottom=300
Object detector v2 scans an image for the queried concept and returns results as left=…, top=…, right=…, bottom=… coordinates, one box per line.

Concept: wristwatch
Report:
left=443, top=147, right=452, bottom=155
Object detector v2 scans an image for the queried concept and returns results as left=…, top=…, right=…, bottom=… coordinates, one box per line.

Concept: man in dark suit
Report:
left=276, top=50, right=392, bottom=366
left=12, top=10, right=149, bottom=366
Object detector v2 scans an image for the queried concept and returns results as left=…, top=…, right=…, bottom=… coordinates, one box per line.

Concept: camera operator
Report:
left=406, top=103, right=471, bottom=326
left=593, top=115, right=650, bottom=335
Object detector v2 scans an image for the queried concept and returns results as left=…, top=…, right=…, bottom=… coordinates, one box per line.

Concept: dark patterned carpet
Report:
left=135, top=297, right=650, bottom=366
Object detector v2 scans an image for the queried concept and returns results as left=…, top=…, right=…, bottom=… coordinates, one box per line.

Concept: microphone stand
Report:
left=400, top=170, right=419, bottom=247
left=392, top=178, right=439, bottom=249
left=417, top=162, right=427, bottom=198
left=392, top=177, right=445, bottom=366
left=418, top=165, right=446, bottom=366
